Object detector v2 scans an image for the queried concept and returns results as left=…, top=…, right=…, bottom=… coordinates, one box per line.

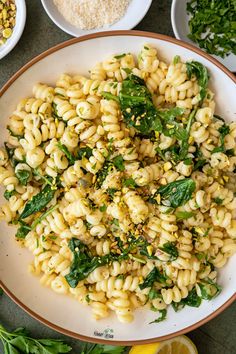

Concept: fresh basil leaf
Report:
left=19, top=184, right=56, bottom=219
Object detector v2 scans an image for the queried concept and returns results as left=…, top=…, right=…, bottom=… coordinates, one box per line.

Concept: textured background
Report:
left=0, top=1, right=235, bottom=353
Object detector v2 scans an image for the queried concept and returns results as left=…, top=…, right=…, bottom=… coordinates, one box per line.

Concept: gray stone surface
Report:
left=0, top=0, right=235, bottom=353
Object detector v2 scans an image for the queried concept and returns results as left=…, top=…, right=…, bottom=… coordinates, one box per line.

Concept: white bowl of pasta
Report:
left=0, top=31, right=236, bottom=345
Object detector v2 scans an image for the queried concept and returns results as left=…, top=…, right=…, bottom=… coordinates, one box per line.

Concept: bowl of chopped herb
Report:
left=171, top=0, right=236, bottom=72
left=0, top=0, right=26, bottom=60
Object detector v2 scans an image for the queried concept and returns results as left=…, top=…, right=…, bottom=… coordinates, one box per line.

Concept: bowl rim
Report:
left=0, top=30, right=236, bottom=345
left=0, top=0, right=26, bottom=60
left=171, top=0, right=181, bottom=40
left=40, top=0, right=153, bottom=37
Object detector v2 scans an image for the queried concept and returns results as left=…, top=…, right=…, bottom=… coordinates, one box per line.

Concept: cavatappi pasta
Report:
left=1, top=45, right=236, bottom=324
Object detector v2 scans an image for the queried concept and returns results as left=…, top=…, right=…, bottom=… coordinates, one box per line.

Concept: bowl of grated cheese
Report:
left=41, top=0, right=153, bottom=36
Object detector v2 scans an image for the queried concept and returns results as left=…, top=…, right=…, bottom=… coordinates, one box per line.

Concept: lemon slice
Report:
left=129, top=335, right=198, bottom=354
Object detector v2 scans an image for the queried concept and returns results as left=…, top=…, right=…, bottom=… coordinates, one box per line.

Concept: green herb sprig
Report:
left=0, top=324, right=71, bottom=354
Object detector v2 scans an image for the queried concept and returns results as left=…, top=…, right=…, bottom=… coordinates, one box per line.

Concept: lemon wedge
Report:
left=129, top=343, right=161, bottom=354
left=129, top=335, right=198, bottom=354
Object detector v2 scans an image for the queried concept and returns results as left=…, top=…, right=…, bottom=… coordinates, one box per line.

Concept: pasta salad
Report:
left=0, top=44, right=236, bottom=324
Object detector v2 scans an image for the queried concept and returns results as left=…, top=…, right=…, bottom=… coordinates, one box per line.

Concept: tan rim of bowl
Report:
left=0, top=30, right=236, bottom=345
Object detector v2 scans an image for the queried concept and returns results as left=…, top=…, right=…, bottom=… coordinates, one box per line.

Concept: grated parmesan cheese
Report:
left=53, top=0, right=131, bottom=30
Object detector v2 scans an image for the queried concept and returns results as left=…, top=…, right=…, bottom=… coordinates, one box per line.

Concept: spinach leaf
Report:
left=4, top=143, right=18, bottom=168
left=114, top=53, right=126, bottom=59
left=178, top=109, right=197, bottom=160
left=122, top=178, right=137, bottom=188
left=15, top=170, right=31, bottom=186
left=183, top=287, right=202, bottom=307
left=119, top=74, right=162, bottom=134
left=148, top=289, right=162, bottom=300
left=212, top=124, right=230, bottom=153
left=149, top=309, right=167, bottom=324
left=193, top=158, right=206, bottom=171
left=7, top=126, right=24, bottom=140
left=161, top=107, right=185, bottom=139
left=77, top=146, right=93, bottom=160
left=113, top=155, right=125, bottom=171
left=213, top=197, right=224, bottom=205
left=156, top=178, right=196, bottom=208
left=31, top=205, right=59, bottom=229
left=172, top=287, right=202, bottom=312
left=95, top=161, right=112, bottom=188
left=156, top=109, right=196, bottom=163
left=159, top=242, right=178, bottom=261
left=101, top=92, right=120, bottom=103
left=186, top=61, right=209, bottom=101
left=15, top=222, right=32, bottom=239
left=15, top=205, right=59, bottom=239
left=57, top=141, right=75, bottom=164
left=173, top=55, right=180, bottom=65
left=175, top=210, right=195, bottom=221
left=19, top=184, right=56, bottom=219
left=99, top=204, right=107, bottom=212
left=65, top=238, right=111, bottom=288
left=4, top=189, right=16, bottom=200
left=107, top=188, right=118, bottom=199
left=139, top=267, right=168, bottom=290
left=33, top=169, right=55, bottom=186
left=198, top=279, right=222, bottom=300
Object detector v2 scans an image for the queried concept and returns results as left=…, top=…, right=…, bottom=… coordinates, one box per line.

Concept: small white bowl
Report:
left=0, top=0, right=26, bottom=60
left=41, top=0, right=153, bottom=36
left=171, top=0, right=236, bottom=72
